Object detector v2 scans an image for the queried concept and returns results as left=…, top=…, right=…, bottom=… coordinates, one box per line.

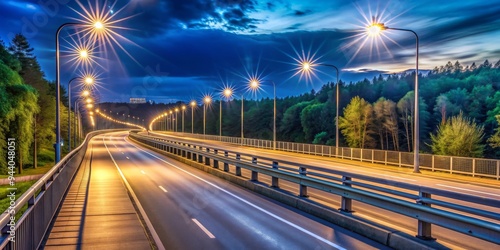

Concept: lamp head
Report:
left=94, top=21, right=104, bottom=29
left=84, top=77, right=94, bottom=85
left=302, top=61, right=311, bottom=71
left=250, top=79, right=259, bottom=89
left=204, top=96, right=211, bottom=104
left=190, top=100, right=197, bottom=106
left=367, top=23, right=386, bottom=36
left=223, top=88, right=233, bottom=97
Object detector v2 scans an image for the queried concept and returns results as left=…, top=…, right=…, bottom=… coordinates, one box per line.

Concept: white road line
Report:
left=126, top=156, right=130, bottom=159
left=159, top=186, right=168, bottom=193
left=103, top=137, right=166, bottom=250
left=121, top=152, right=124, bottom=154
left=141, top=170, right=146, bottom=174
left=436, top=184, right=500, bottom=197
left=125, top=137, right=346, bottom=250
left=192, top=218, right=215, bottom=239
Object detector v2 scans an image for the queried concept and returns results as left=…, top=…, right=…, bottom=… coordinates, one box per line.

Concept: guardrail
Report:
left=0, top=129, right=125, bottom=249
left=131, top=132, right=500, bottom=245
left=153, top=131, right=500, bottom=180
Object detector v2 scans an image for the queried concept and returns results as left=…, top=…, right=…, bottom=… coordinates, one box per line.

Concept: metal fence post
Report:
left=472, top=158, right=475, bottom=177
left=417, top=190, right=433, bottom=240
left=198, top=147, right=203, bottom=163
left=205, top=148, right=210, bottom=166
left=192, top=145, right=197, bottom=161
left=235, top=154, right=241, bottom=176
left=299, top=166, right=308, bottom=197
left=271, top=161, right=279, bottom=188
left=251, top=157, right=258, bottom=181
left=340, top=176, right=352, bottom=212
left=224, top=151, right=229, bottom=172
left=213, top=149, right=219, bottom=169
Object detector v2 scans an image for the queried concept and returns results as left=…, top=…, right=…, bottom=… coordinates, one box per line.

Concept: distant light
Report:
left=223, top=88, right=233, bottom=97
left=302, top=62, right=311, bottom=71
left=94, top=21, right=104, bottom=29
left=250, top=80, right=259, bottom=89
left=84, top=77, right=94, bottom=84
left=190, top=100, right=197, bottom=106
left=204, top=96, right=212, bottom=104
left=79, top=50, right=88, bottom=58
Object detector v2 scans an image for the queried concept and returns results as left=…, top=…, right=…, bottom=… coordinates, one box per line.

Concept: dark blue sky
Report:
left=1, top=0, right=499, bottom=103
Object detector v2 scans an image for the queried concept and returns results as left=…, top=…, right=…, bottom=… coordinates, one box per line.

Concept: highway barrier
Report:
left=153, top=131, right=500, bottom=180
left=0, top=129, right=125, bottom=250
left=130, top=132, right=500, bottom=248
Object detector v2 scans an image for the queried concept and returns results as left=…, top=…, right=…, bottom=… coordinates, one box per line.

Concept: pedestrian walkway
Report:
left=43, top=140, right=152, bottom=249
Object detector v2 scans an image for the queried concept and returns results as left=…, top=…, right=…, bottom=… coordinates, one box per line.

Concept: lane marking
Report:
left=159, top=186, right=168, bottom=193
left=125, top=137, right=346, bottom=250
left=436, top=184, right=500, bottom=197
left=192, top=218, right=215, bottom=239
left=103, top=137, right=166, bottom=250
left=141, top=170, right=146, bottom=174
left=121, top=152, right=124, bottom=154
left=126, top=156, right=130, bottom=159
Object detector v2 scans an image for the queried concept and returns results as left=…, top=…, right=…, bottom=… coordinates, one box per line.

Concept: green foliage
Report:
left=313, top=131, right=328, bottom=144
left=339, top=96, right=374, bottom=148
left=488, top=115, right=500, bottom=148
left=430, top=112, right=485, bottom=157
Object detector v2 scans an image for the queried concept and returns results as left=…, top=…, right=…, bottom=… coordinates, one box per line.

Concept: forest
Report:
left=0, top=34, right=74, bottom=174
left=130, top=59, right=500, bottom=159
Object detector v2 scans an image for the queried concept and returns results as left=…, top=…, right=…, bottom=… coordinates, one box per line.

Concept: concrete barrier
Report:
left=129, top=135, right=440, bottom=250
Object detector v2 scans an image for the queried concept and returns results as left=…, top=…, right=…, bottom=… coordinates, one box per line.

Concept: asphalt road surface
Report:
left=143, top=131, right=500, bottom=249
left=95, top=131, right=391, bottom=250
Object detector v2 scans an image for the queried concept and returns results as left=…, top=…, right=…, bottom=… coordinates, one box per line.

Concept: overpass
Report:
left=1, top=130, right=498, bottom=249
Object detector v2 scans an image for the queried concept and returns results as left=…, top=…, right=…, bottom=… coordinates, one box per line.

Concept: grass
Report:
left=0, top=148, right=55, bottom=178
left=0, top=180, right=38, bottom=220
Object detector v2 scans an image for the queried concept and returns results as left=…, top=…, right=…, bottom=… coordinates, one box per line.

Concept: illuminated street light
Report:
left=220, top=87, right=234, bottom=137
left=190, top=101, right=196, bottom=134
left=248, top=79, right=277, bottom=150
left=203, top=96, right=212, bottom=135
left=367, top=20, right=420, bottom=173
left=175, top=108, right=179, bottom=132
left=55, top=20, right=104, bottom=162
left=301, top=61, right=340, bottom=156
left=182, top=105, right=186, bottom=133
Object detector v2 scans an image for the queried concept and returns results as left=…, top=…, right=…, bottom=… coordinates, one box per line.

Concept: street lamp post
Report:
left=302, top=62, right=340, bottom=155
left=220, top=88, right=233, bottom=137
left=249, top=79, right=277, bottom=150
left=241, top=95, right=244, bottom=144
left=182, top=105, right=186, bottom=133
left=55, top=21, right=103, bottom=162
left=203, top=96, right=211, bottom=135
left=67, top=76, right=93, bottom=152
left=190, top=101, right=196, bottom=134
left=175, top=108, right=179, bottom=132
left=368, top=22, right=420, bottom=173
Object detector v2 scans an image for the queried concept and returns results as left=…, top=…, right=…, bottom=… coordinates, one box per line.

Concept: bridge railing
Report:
left=0, top=129, right=125, bottom=250
left=130, top=132, right=500, bottom=245
left=151, top=131, right=500, bottom=180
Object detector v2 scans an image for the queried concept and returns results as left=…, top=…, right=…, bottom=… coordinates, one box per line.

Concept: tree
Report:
left=488, top=115, right=500, bottom=148
left=430, top=112, right=485, bottom=157
left=339, top=96, right=374, bottom=148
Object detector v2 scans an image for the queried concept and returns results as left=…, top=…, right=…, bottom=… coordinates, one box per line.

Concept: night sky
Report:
left=1, top=0, right=499, bottom=103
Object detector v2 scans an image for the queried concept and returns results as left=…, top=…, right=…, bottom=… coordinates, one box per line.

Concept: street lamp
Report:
left=220, top=87, right=234, bottom=137
left=175, top=107, right=179, bottom=132
left=367, top=21, right=420, bottom=173
left=190, top=101, right=196, bottom=134
left=182, top=105, right=186, bottom=133
left=240, top=81, right=260, bottom=144
left=203, top=96, right=212, bottom=135
left=301, top=61, right=340, bottom=156
left=169, top=110, right=174, bottom=131
left=55, top=20, right=103, bottom=162
left=249, top=79, right=277, bottom=150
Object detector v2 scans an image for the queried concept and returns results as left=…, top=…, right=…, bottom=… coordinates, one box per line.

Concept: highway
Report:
left=95, top=131, right=390, bottom=249
left=143, top=131, right=500, bottom=249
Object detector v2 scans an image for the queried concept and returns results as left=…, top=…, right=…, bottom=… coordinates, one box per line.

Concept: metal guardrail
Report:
left=131, top=133, right=500, bottom=245
left=154, top=131, right=500, bottom=180
left=0, top=129, right=124, bottom=249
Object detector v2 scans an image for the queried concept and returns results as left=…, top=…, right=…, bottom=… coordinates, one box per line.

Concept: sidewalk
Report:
left=43, top=140, right=152, bottom=249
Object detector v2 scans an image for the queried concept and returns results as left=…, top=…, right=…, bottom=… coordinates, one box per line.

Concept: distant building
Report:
left=130, top=98, right=146, bottom=104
